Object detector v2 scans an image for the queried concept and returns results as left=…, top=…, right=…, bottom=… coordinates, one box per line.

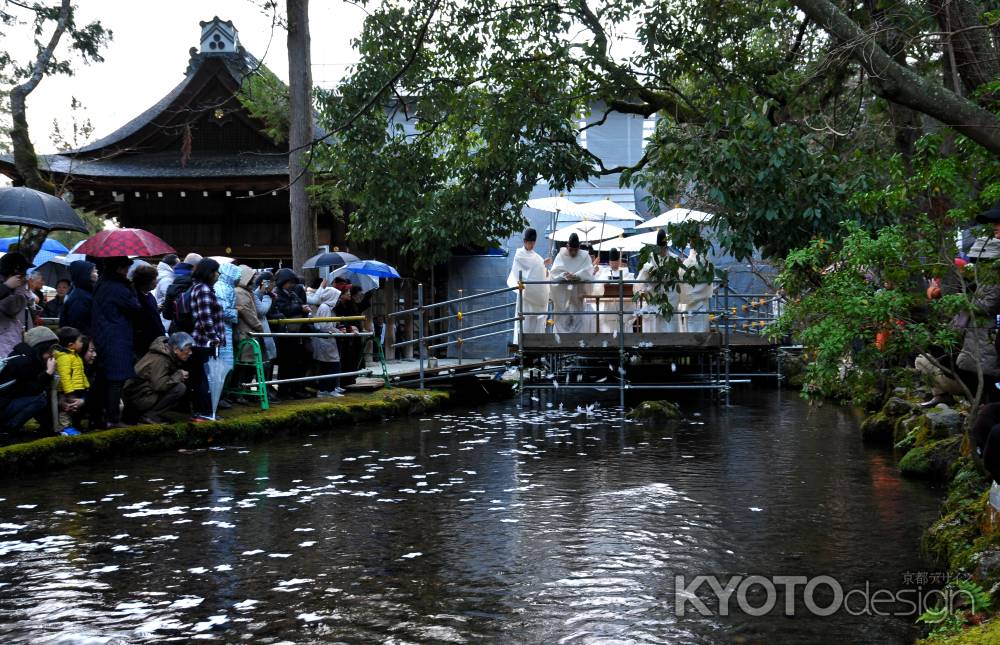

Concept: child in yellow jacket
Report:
left=55, top=327, right=89, bottom=432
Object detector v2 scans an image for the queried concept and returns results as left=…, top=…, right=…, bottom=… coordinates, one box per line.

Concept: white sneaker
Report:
left=330, top=391, right=344, bottom=397
left=317, top=391, right=333, bottom=398
left=334, top=387, right=346, bottom=394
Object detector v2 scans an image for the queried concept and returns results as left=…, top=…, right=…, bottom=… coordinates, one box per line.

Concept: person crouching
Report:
left=55, top=326, right=89, bottom=434
left=122, top=332, right=193, bottom=424
left=0, top=326, right=59, bottom=435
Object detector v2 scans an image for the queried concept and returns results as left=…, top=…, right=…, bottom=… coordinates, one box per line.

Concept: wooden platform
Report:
left=519, top=331, right=775, bottom=354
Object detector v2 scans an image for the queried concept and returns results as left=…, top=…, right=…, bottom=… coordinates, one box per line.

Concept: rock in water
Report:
left=627, top=400, right=682, bottom=423
left=925, top=407, right=963, bottom=436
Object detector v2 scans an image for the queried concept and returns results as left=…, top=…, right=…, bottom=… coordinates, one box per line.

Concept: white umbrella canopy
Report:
left=548, top=221, right=624, bottom=243
left=577, top=199, right=643, bottom=222
left=593, top=231, right=667, bottom=252
left=637, top=207, right=713, bottom=229
left=526, top=196, right=593, bottom=220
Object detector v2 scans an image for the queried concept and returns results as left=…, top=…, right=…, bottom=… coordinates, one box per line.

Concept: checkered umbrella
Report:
left=74, top=228, right=175, bottom=257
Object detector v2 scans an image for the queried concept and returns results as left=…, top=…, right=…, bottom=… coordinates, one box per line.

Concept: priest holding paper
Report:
left=549, top=233, right=599, bottom=334
left=507, top=227, right=551, bottom=343
left=595, top=248, right=634, bottom=333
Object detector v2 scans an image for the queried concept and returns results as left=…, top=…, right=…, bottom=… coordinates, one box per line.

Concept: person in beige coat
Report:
left=235, top=265, right=265, bottom=363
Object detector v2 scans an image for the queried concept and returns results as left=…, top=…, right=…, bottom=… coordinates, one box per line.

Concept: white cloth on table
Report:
left=594, top=265, right=634, bottom=333
left=506, top=247, right=550, bottom=343
left=549, top=248, right=597, bottom=334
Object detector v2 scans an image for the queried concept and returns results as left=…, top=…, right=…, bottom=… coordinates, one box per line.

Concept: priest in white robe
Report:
left=549, top=233, right=599, bottom=334
left=506, top=227, right=550, bottom=343
left=594, top=248, right=635, bottom=333
left=678, top=248, right=714, bottom=332
left=635, top=229, right=682, bottom=332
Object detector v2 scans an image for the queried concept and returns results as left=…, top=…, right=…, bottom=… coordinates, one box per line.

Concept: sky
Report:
left=9, top=0, right=367, bottom=153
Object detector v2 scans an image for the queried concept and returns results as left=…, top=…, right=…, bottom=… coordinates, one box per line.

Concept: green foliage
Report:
left=917, top=579, right=993, bottom=640
left=239, top=68, right=290, bottom=145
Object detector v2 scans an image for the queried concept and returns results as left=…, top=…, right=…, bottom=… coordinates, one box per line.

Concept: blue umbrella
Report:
left=0, top=236, right=69, bottom=254
left=341, top=260, right=401, bottom=279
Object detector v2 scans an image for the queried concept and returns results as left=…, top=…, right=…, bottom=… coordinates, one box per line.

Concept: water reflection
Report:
left=0, top=391, right=942, bottom=643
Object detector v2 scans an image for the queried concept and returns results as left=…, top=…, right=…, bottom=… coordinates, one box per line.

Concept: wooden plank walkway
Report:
left=519, top=331, right=775, bottom=354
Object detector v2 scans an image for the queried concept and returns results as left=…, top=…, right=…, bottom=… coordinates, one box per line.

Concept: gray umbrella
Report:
left=0, top=186, right=88, bottom=232
left=302, top=251, right=360, bottom=269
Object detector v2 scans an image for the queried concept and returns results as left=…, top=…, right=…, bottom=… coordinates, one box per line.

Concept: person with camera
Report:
left=0, top=252, right=32, bottom=360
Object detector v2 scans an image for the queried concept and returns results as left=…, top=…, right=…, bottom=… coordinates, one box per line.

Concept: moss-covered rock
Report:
left=900, top=436, right=963, bottom=479
left=0, top=389, right=450, bottom=479
left=627, top=400, right=682, bottom=423
left=860, top=411, right=895, bottom=442
left=917, top=617, right=1000, bottom=644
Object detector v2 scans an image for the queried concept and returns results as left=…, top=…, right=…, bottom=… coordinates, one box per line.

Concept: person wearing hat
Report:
left=594, top=247, right=635, bottom=334
left=549, top=232, right=599, bottom=334
left=506, top=227, right=551, bottom=343
left=0, top=325, right=59, bottom=434
left=0, top=252, right=32, bottom=360
left=636, top=229, right=683, bottom=332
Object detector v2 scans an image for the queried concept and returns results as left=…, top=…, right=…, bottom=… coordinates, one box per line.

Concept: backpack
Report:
left=170, top=288, right=195, bottom=334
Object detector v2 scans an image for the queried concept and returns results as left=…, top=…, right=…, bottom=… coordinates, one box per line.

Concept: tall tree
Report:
left=1, top=0, right=109, bottom=258
left=286, top=0, right=317, bottom=273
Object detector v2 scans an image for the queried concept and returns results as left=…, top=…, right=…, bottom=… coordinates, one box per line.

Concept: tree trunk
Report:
left=287, top=0, right=318, bottom=274
left=7, top=0, right=71, bottom=261
left=793, top=0, right=1000, bottom=155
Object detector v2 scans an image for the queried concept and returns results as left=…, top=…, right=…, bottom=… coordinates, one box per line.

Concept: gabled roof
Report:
left=0, top=43, right=324, bottom=185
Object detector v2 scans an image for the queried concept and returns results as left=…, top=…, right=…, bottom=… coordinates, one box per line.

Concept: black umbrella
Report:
left=0, top=186, right=89, bottom=233
left=302, top=250, right=361, bottom=269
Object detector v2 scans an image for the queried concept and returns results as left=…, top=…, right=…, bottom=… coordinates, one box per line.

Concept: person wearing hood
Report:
left=0, top=326, right=59, bottom=434
left=163, top=253, right=201, bottom=333
left=92, top=256, right=142, bottom=427
left=233, top=265, right=266, bottom=398
left=0, top=252, right=31, bottom=359
left=153, top=254, right=178, bottom=327
left=60, top=260, right=98, bottom=335
left=549, top=233, right=599, bottom=334
left=188, top=258, right=224, bottom=419
left=214, top=262, right=242, bottom=365
left=269, top=267, right=312, bottom=398
left=507, top=227, right=550, bottom=343
left=312, top=286, right=346, bottom=396
left=636, top=229, right=683, bottom=333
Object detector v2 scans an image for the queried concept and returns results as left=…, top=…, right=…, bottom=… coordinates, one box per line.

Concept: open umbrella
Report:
left=593, top=230, right=667, bottom=252
left=526, top=196, right=594, bottom=219
left=32, top=255, right=71, bottom=286
left=0, top=236, right=69, bottom=254
left=331, top=267, right=379, bottom=293
left=208, top=255, right=235, bottom=264
left=203, top=350, right=233, bottom=421
left=548, top=221, right=624, bottom=243
left=302, top=251, right=360, bottom=269
left=637, top=207, right=712, bottom=229
left=577, top=199, right=644, bottom=222
left=340, top=260, right=400, bottom=278
left=74, top=228, right=175, bottom=257
left=0, top=186, right=89, bottom=233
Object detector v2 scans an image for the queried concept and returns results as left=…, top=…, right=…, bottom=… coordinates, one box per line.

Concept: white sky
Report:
left=11, top=0, right=366, bottom=153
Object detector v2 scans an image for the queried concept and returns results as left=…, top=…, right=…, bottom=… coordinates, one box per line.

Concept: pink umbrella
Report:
left=74, top=228, right=175, bottom=257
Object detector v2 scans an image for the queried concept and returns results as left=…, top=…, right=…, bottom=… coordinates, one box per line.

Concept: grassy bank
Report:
left=0, top=389, right=449, bottom=478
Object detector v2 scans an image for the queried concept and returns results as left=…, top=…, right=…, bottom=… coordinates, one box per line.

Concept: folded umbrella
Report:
left=203, top=350, right=233, bottom=421
left=74, top=228, right=175, bottom=257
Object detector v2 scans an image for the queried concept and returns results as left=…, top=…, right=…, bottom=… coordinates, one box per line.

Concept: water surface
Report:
left=0, top=389, right=942, bottom=643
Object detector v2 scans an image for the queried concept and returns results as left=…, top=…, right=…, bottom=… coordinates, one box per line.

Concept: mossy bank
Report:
left=859, top=386, right=1000, bottom=643
left=0, top=389, right=450, bottom=479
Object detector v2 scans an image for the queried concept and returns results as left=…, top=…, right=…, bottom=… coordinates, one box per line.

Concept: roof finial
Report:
left=199, top=17, right=238, bottom=54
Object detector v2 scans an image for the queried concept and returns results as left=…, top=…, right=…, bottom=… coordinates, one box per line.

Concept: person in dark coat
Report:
left=130, top=263, right=166, bottom=357
left=91, top=256, right=141, bottom=427
left=163, top=259, right=197, bottom=333
left=59, top=260, right=97, bottom=335
left=43, top=278, right=71, bottom=318
left=0, top=326, right=58, bottom=434
left=268, top=268, right=313, bottom=398
left=335, top=285, right=373, bottom=385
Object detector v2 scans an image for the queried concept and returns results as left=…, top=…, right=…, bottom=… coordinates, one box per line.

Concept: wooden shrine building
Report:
left=0, top=17, right=328, bottom=263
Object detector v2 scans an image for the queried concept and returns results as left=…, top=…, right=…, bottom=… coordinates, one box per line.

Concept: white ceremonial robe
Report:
left=594, top=265, right=634, bottom=333
left=677, top=250, right=714, bottom=333
left=506, top=247, right=550, bottom=343
left=636, top=254, right=681, bottom=333
left=549, top=248, right=598, bottom=334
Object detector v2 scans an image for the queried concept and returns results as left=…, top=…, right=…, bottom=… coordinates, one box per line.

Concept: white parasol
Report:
left=637, top=207, right=713, bottom=229
left=577, top=199, right=644, bottom=222
left=548, top=221, right=624, bottom=243
left=593, top=230, right=667, bottom=252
